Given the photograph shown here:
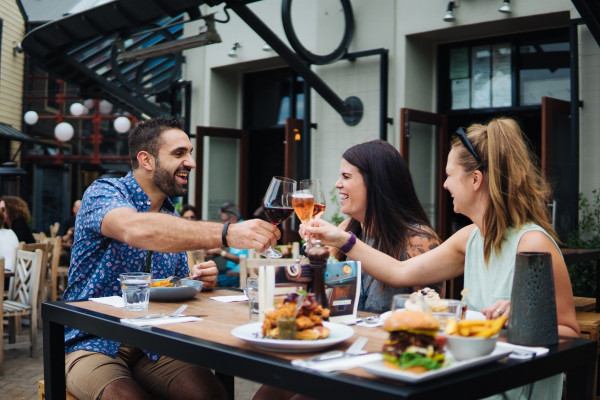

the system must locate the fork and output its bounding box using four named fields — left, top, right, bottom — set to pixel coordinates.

left=302, top=336, right=368, bottom=363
